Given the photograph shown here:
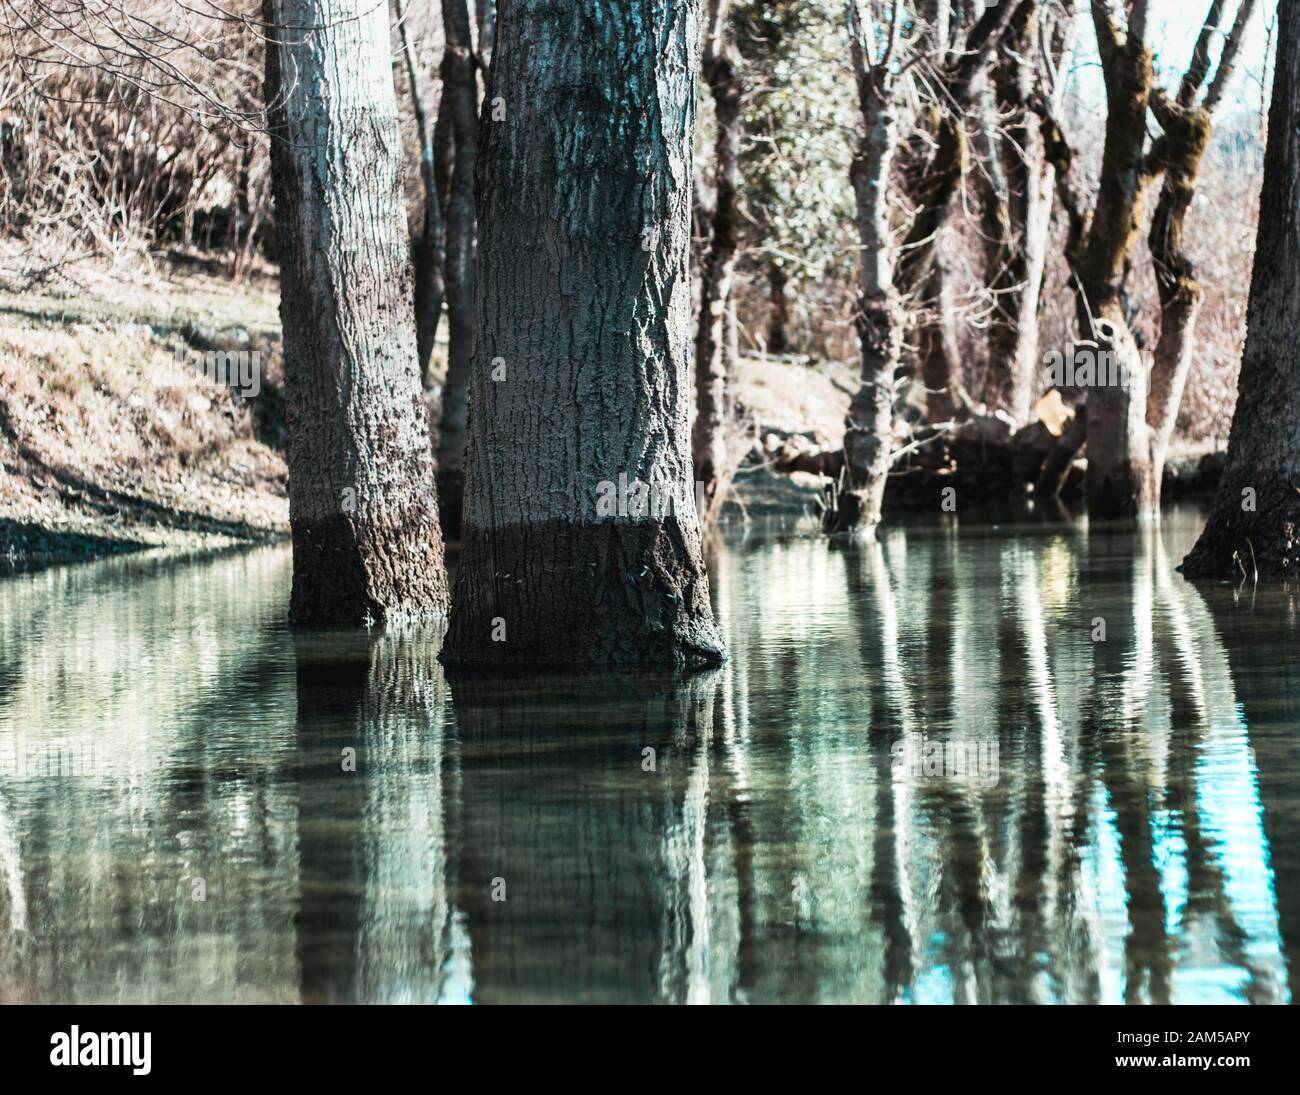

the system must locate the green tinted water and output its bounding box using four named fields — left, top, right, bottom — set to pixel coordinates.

left=0, top=509, right=1295, bottom=1003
